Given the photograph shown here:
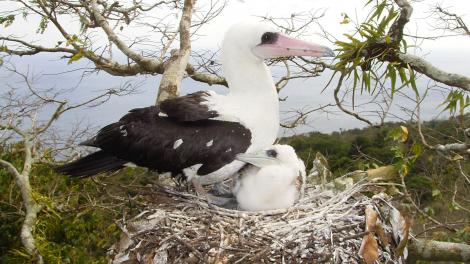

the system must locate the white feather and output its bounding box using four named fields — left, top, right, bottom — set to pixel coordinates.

left=173, top=139, right=183, bottom=149
left=235, top=166, right=299, bottom=211
left=234, top=144, right=306, bottom=211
